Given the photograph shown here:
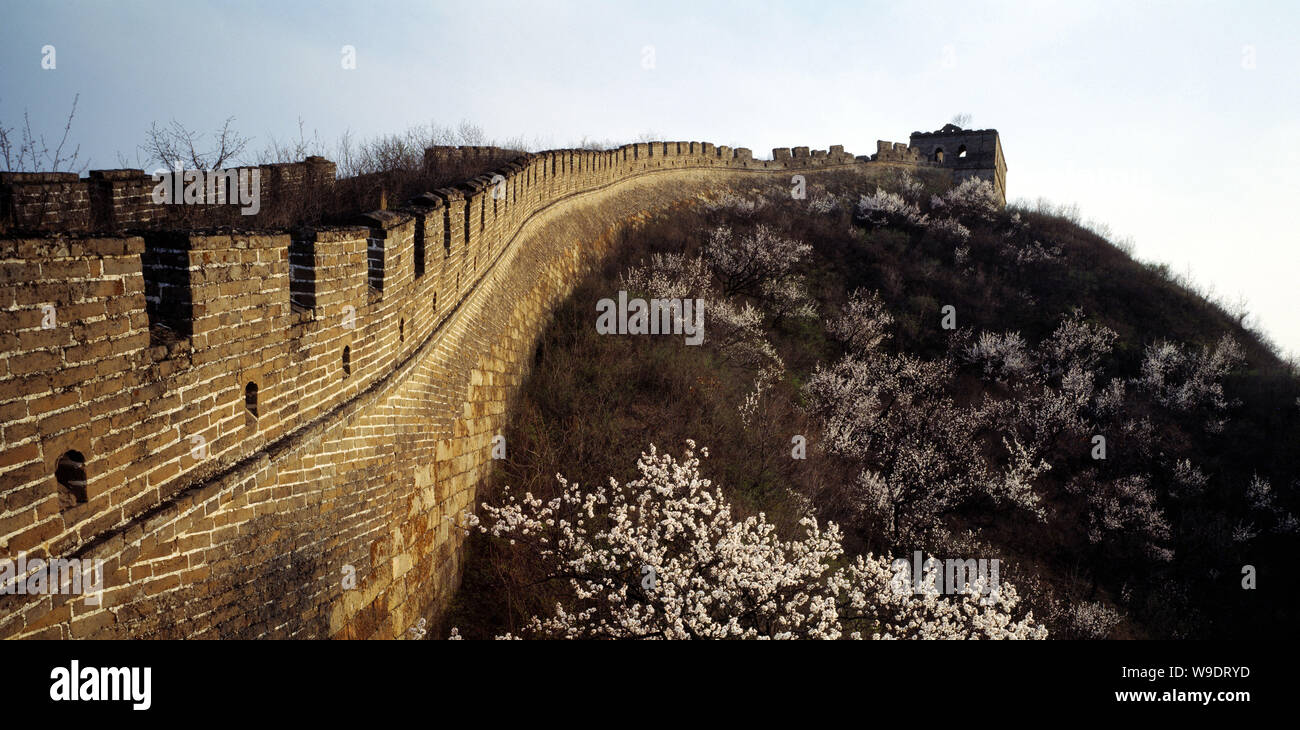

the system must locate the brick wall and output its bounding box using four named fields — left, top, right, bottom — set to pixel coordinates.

left=0, top=158, right=337, bottom=234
